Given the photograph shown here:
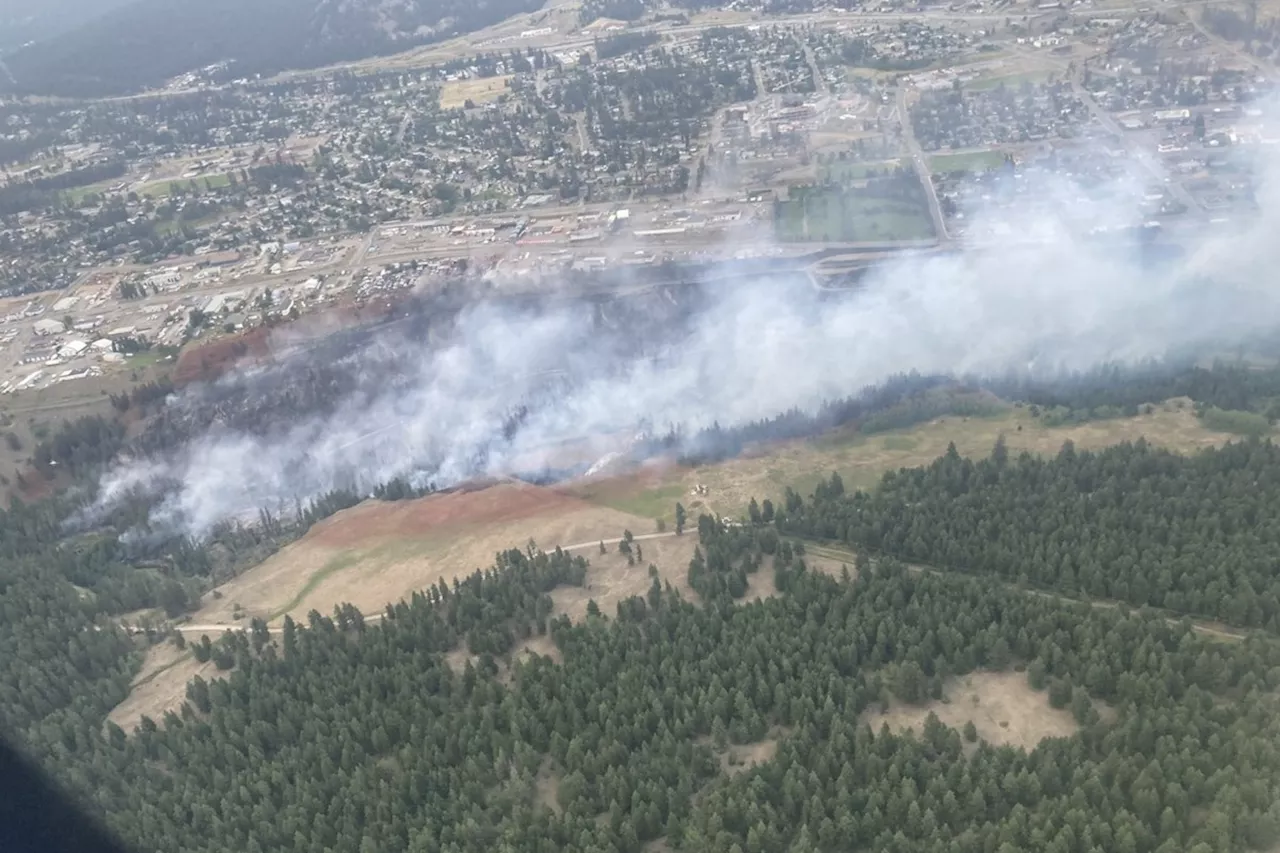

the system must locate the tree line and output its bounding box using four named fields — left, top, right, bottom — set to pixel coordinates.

left=13, top=518, right=1280, bottom=853
left=778, top=437, right=1280, bottom=630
